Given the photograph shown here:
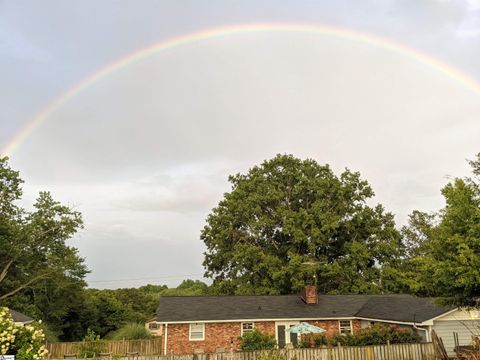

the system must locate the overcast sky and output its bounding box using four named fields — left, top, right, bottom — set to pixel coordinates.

left=1, top=0, right=480, bottom=288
